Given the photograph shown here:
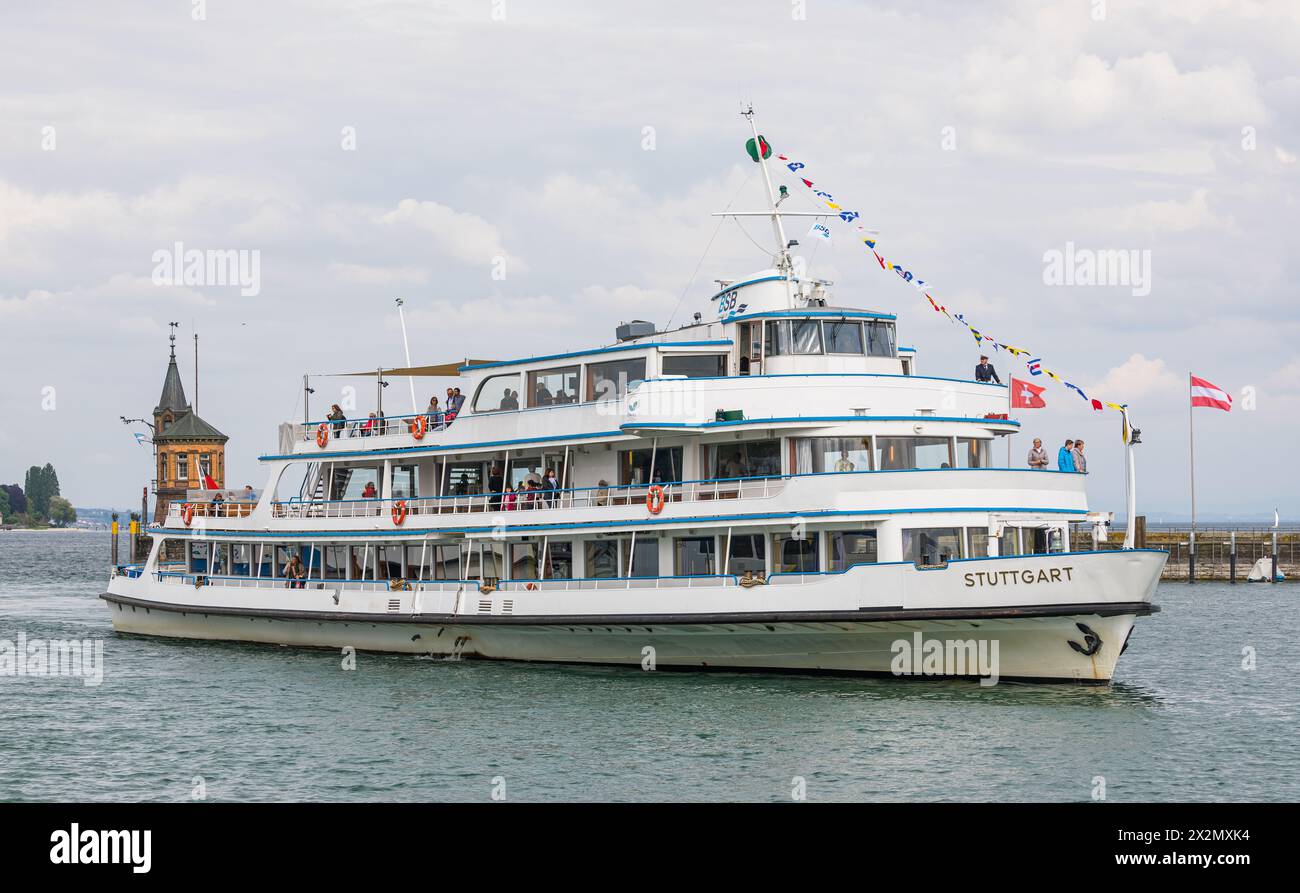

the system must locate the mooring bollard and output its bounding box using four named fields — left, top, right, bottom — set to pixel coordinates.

left=111, top=517, right=119, bottom=568
left=1229, top=530, right=1236, bottom=584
